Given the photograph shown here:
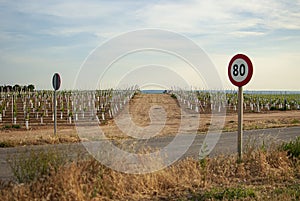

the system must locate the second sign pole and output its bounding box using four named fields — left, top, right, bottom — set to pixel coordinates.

left=54, top=90, right=57, bottom=136
left=237, top=86, right=243, bottom=161
left=52, top=73, right=61, bottom=136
